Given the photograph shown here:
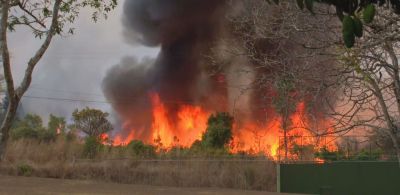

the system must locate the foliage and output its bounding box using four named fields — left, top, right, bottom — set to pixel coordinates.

left=127, top=140, right=156, bottom=158
left=282, top=0, right=399, bottom=47
left=353, top=149, right=383, bottom=161
left=10, top=114, right=46, bottom=140
left=83, top=136, right=103, bottom=159
left=10, top=114, right=67, bottom=142
left=291, top=144, right=315, bottom=160
left=0, top=0, right=118, bottom=157
left=201, top=112, right=233, bottom=149
left=273, top=74, right=298, bottom=122
left=315, top=147, right=345, bottom=161
left=332, top=6, right=400, bottom=162
left=17, top=164, right=33, bottom=176
left=48, top=114, right=66, bottom=135
left=72, top=107, right=113, bottom=138
left=369, top=129, right=400, bottom=156
left=6, top=0, right=118, bottom=37
left=315, top=147, right=384, bottom=161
